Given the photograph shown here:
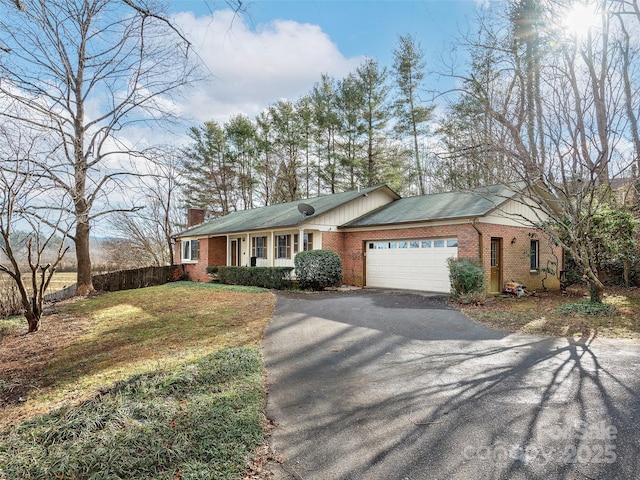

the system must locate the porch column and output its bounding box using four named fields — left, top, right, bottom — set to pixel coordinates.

left=270, top=231, right=275, bottom=267
left=299, top=228, right=305, bottom=253
left=246, top=233, right=250, bottom=266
